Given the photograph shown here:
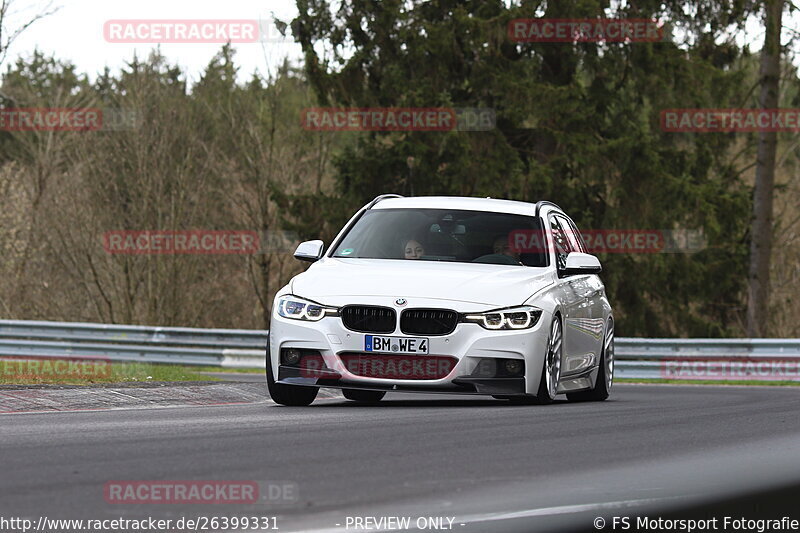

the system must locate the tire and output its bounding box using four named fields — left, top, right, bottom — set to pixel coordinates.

left=507, top=315, right=563, bottom=405
left=342, top=389, right=386, bottom=403
left=265, top=343, right=319, bottom=406
left=567, top=319, right=614, bottom=402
